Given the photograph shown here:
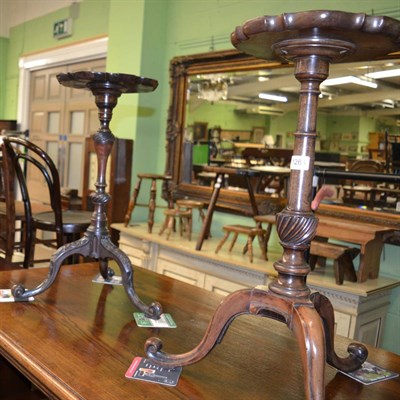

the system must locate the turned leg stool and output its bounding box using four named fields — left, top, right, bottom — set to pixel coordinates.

left=215, top=224, right=266, bottom=263
left=159, top=209, right=192, bottom=241
left=176, top=199, right=206, bottom=236
left=124, top=173, right=172, bottom=233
